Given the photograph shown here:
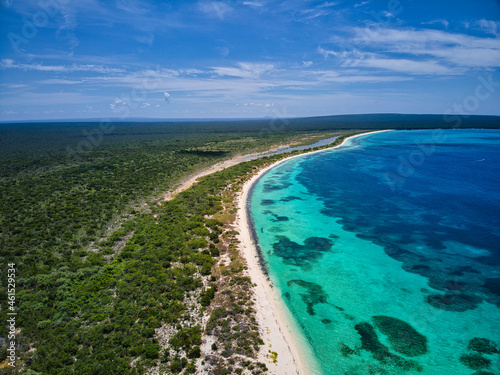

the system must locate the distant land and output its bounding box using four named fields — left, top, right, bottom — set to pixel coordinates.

left=1, top=113, right=499, bottom=130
